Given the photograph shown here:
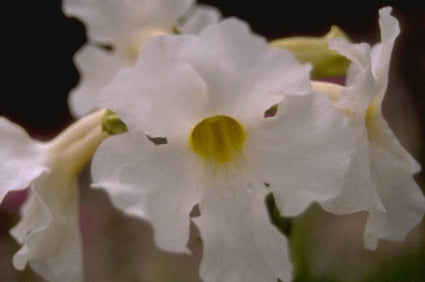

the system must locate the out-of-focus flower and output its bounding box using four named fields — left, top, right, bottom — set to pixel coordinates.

left=0, top=110, right=107, bottom=282
left=62, top=0, right=221, bottom=117
left=91, top=19, right=355, bottom=281
left=270, top=25, right=351, bottom=78
left=318, top=7, right=425, bottom=250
